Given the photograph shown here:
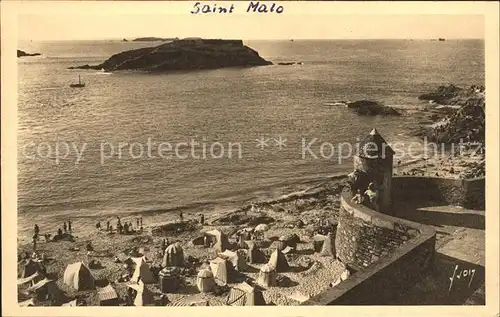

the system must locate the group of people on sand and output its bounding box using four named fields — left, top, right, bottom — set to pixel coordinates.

left=99, top=217, right=144, bottom=235
left=31, top=220, right=74, bottom=251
